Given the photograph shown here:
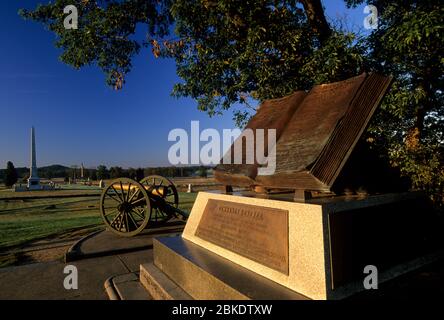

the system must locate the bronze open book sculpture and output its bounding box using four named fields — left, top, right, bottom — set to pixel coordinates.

left=215, top=72, right=396, bottom=196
